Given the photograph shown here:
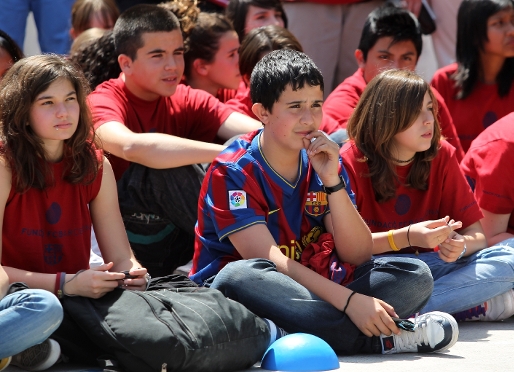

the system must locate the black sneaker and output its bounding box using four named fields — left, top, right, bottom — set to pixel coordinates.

left=11, top=339, right=60, bottom=371
left=380, top=311, right=458, bottom=354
